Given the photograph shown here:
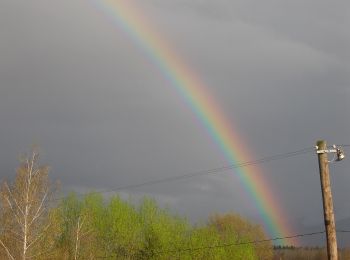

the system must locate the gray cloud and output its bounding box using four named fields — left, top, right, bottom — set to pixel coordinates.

left=0, top=0, right=349, bottom=245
